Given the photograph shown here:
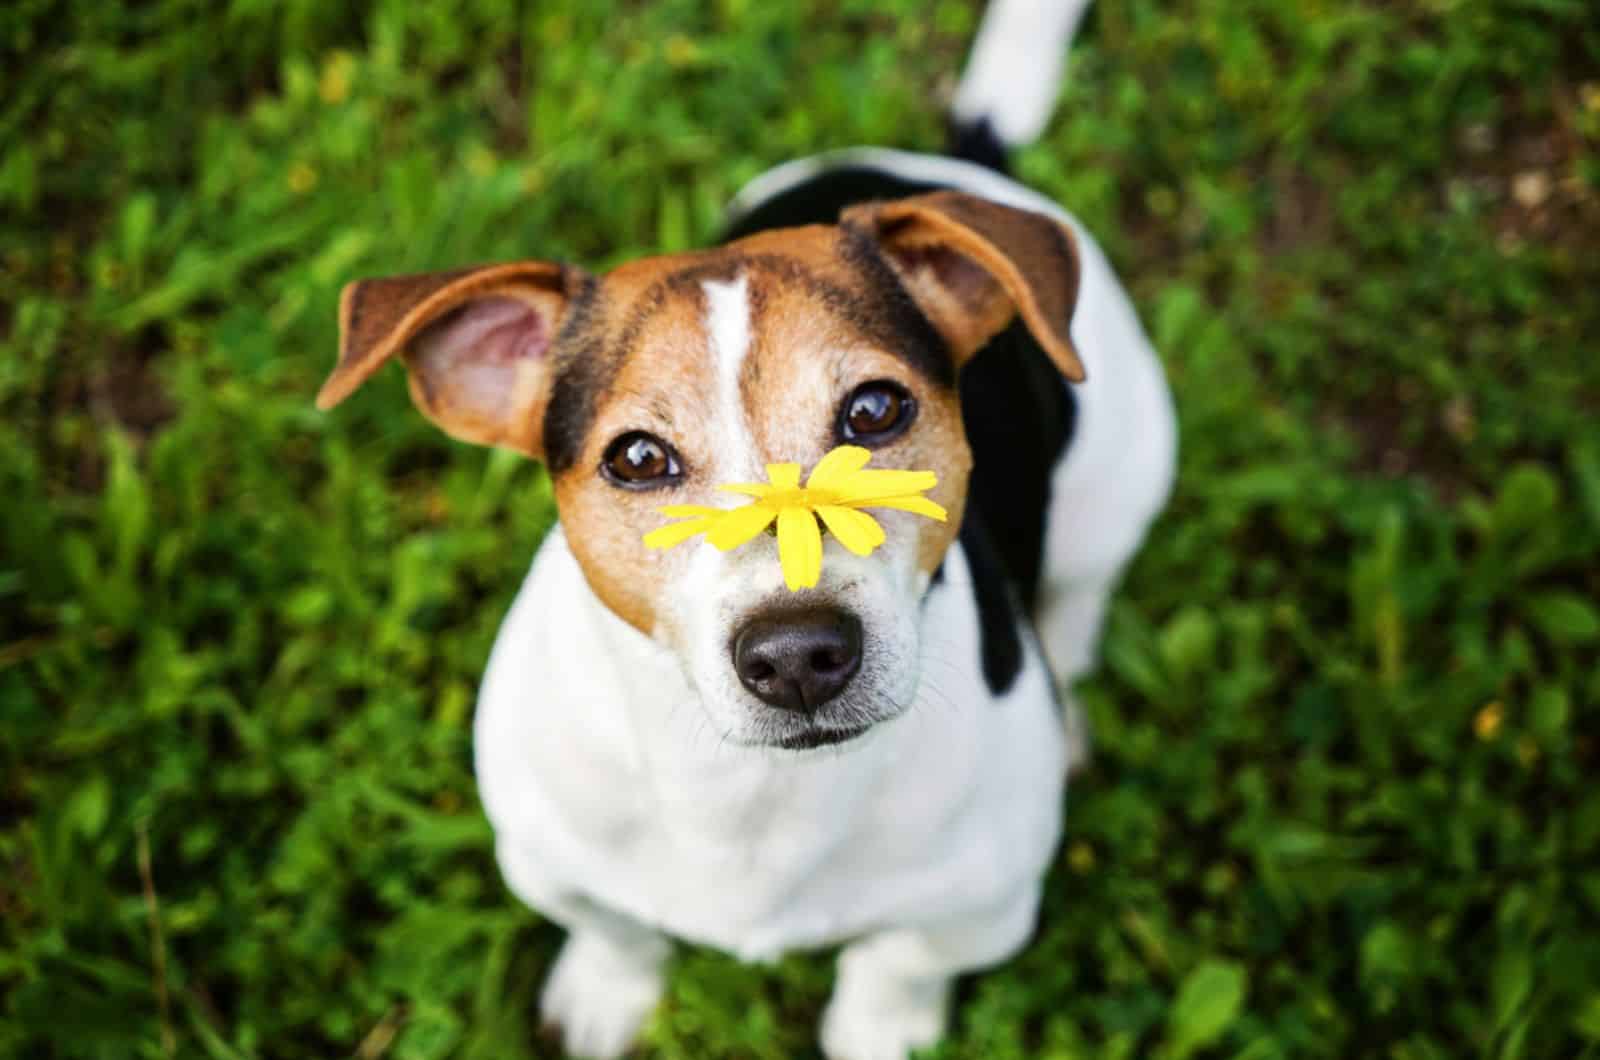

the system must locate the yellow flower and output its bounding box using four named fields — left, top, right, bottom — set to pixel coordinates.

left=1474, top=701, right=1504, bottom=741
left=643, top=445, right=947, bottom=591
